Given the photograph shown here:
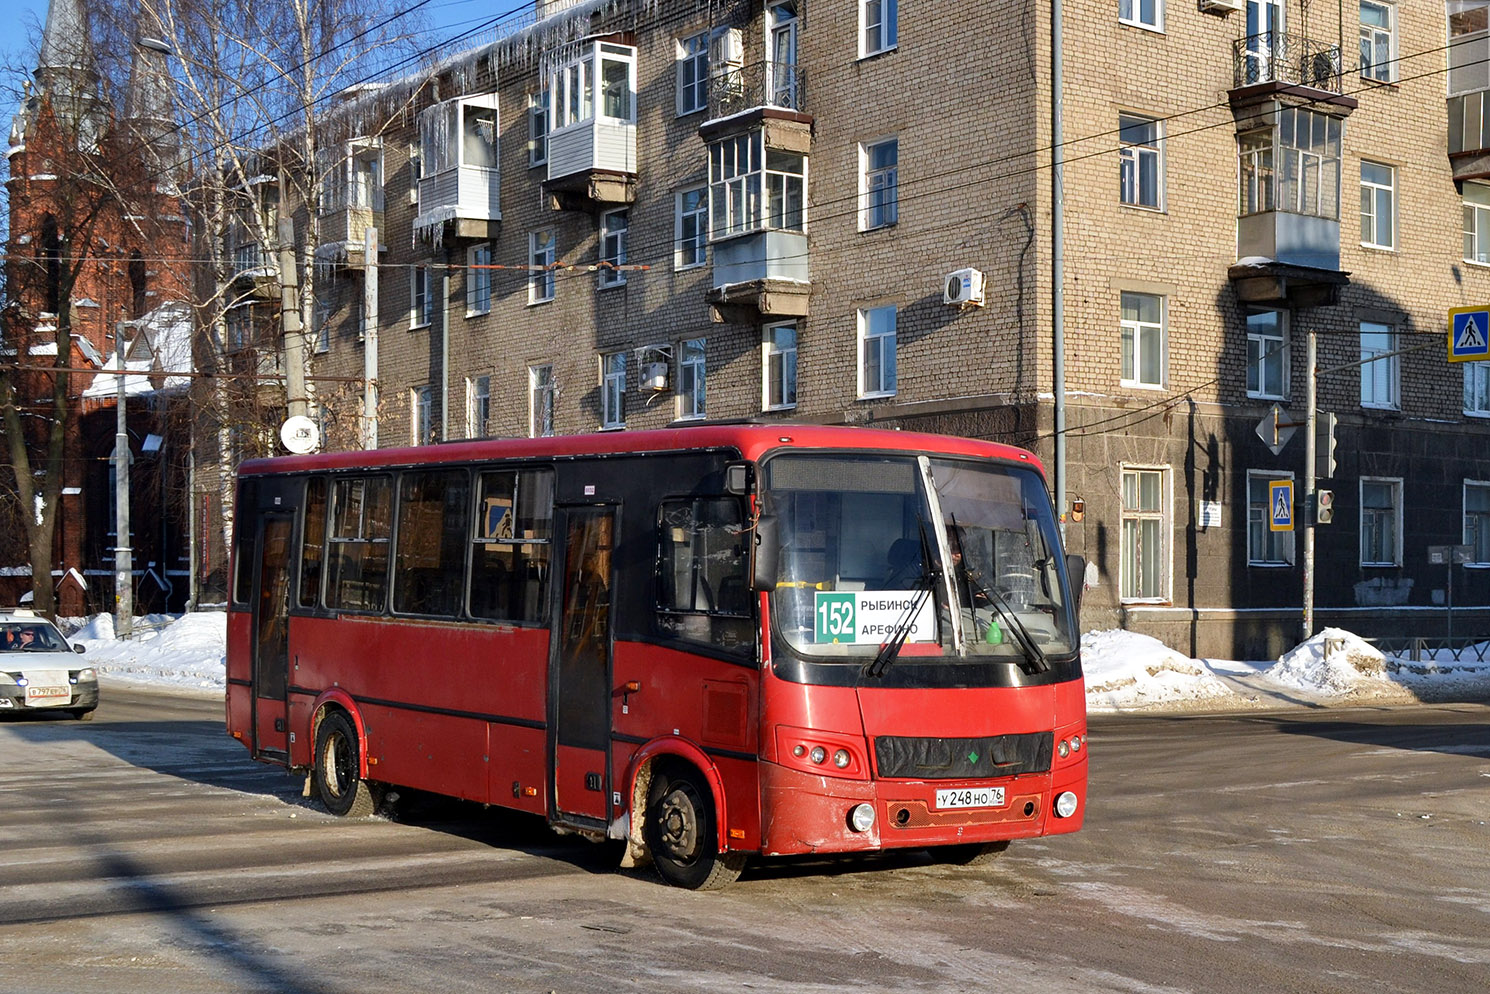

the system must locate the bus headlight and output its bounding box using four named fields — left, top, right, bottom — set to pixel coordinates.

left=809, top=746, right=826, bottom=765
left=1054, top=791, right=1079, bottom=819
left=848, top=803, right=875, bottom=832
left=833, top=749, right=851, bottom=769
